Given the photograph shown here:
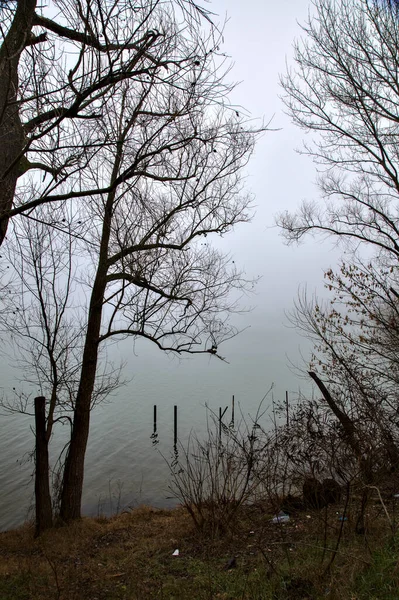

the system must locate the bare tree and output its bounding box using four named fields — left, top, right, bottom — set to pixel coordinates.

left=0, top=208, right=123, bottom=530
left=0, top=0, right=264, bottom=522
left=0, top=0, right=217, bottom=244
left=59, top=90, right=261, bottom=521
left=288, top=258, right=399, bottom=530
left=275, top=0, right=399, bottom=530
left=0, top=212, right=80, bottom=532
left=2, top=212, right=82, bottom=421
left=1, top=208, right=122, bottom=419
left=290, top=259, right=399, bottom=477
left=277, top=0, right=399, bottom=258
